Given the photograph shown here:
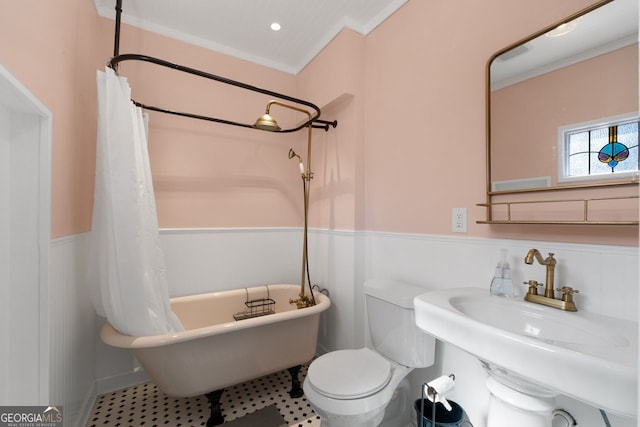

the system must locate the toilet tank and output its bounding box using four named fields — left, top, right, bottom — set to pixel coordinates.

left=363, top=279, right=435, bottom=368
